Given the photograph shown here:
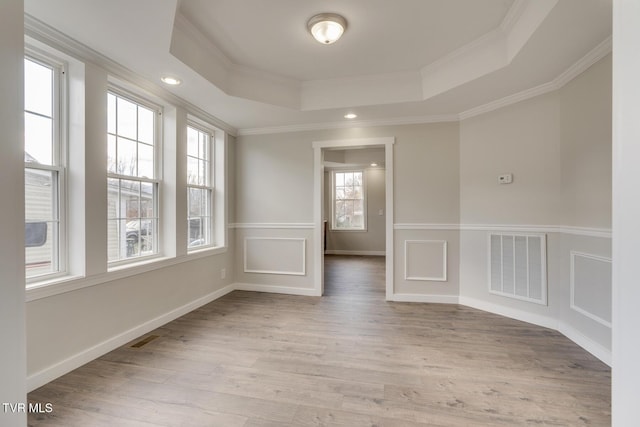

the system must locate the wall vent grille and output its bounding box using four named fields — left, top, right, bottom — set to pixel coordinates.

left=489, top=233, right=547, bottom=305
